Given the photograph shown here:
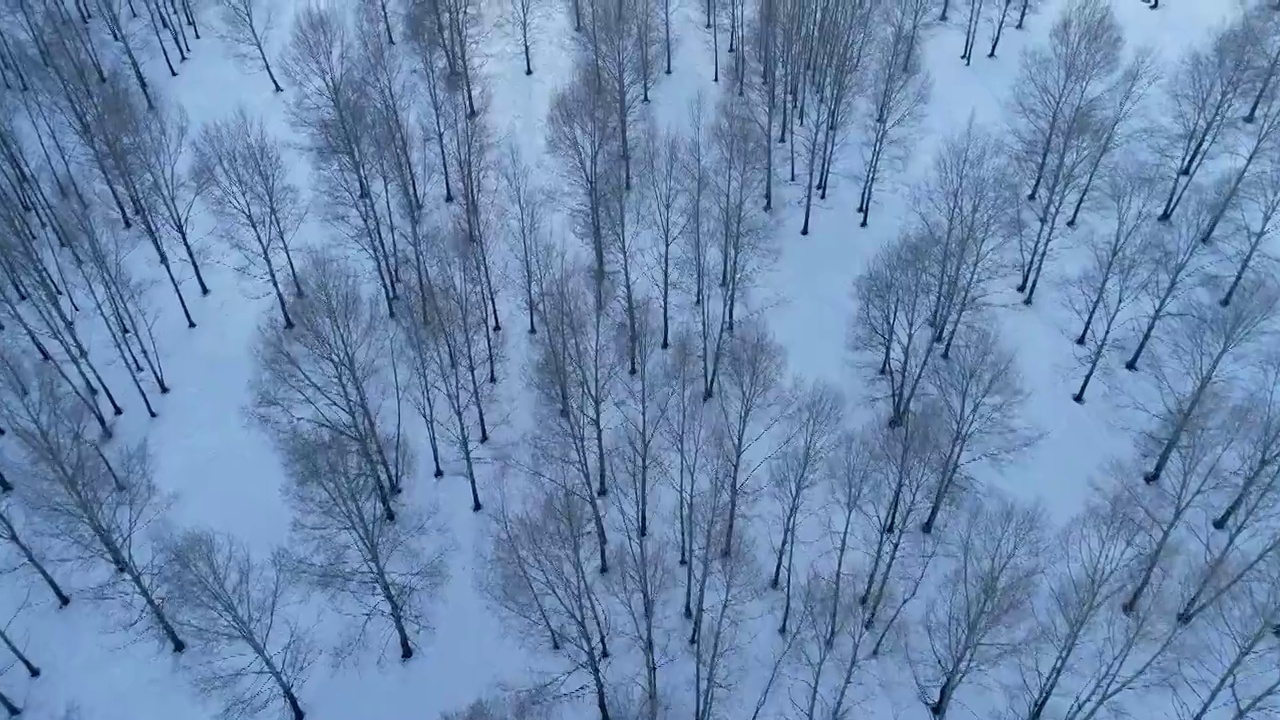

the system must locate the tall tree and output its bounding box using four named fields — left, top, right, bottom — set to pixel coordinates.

left=162, top=530, right=315, bottom=720
left=216, top=0, right=286, bottom=92
left=194, top=108, right=305, bottom=328
left=251, top=251, right=409, bottom=521
left=1156, top=14, right=1257, bottom=222
left=0, top=356, right=184, bottom=652
left=911, top=497, right=1044, bottom=720
left=855, top=0, right=931, bottom=228
left=483, top=487, right=615, bottom=720
left=919, top=323, right=1036, bottom=534
left=1009, top=0, right=1124, bottom=303
left=280, top=428, right=447, bottom=661
left=284, top=3, right=400, bottom=315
